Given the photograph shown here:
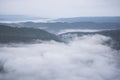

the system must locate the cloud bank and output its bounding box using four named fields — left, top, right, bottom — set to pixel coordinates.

left=0, top=34, right=120, bottom=80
